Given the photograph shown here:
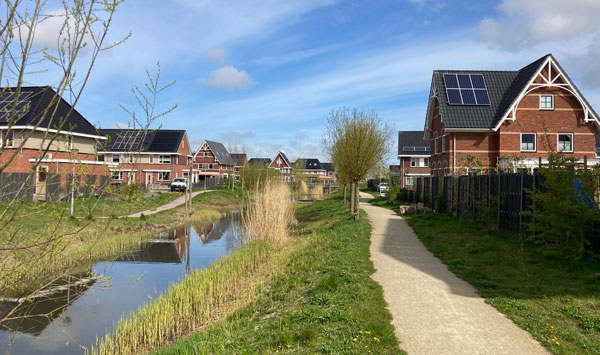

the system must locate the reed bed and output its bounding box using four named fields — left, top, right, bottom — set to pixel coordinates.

left=91, top=239, right=293, bottom=355
left=312, top=183, right=324, bottom=200
left=244, top=178, right=295, bottom=243
left=186, top=208, right=221, bottom=225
